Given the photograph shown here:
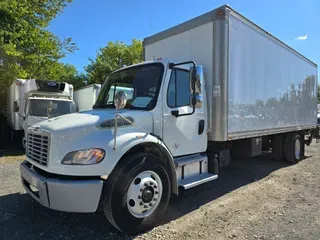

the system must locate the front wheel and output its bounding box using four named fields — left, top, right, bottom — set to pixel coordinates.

left=101, top=153, right=171, bottom=234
